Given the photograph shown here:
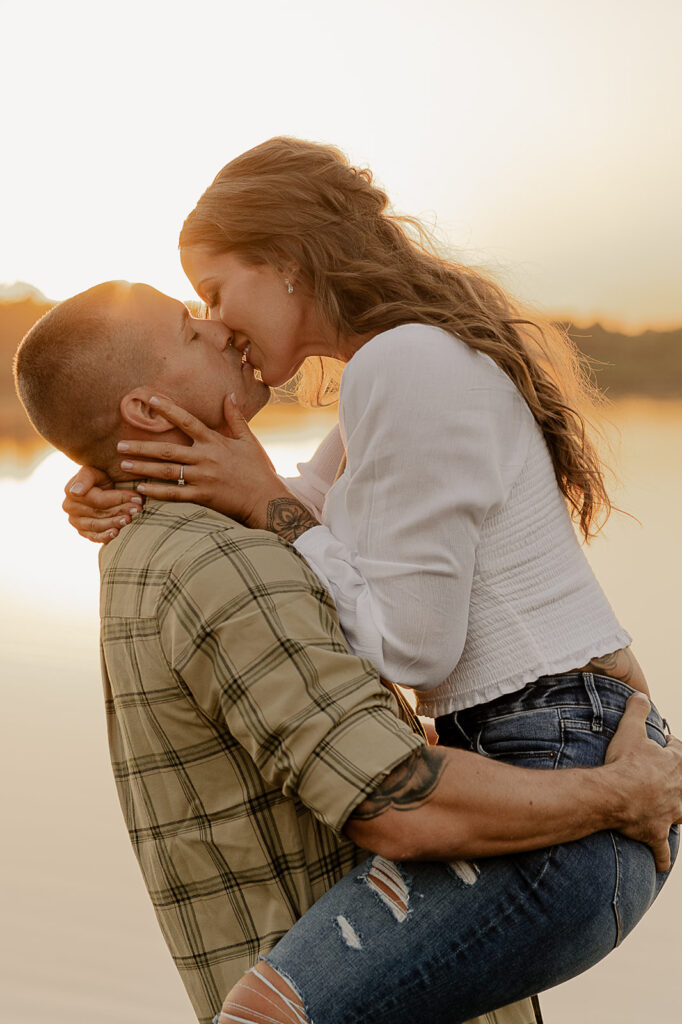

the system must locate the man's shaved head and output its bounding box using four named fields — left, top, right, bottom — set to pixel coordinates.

left=14, top=282, right=163, bottom=469
left=14, top=281, right=270, bottom=476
